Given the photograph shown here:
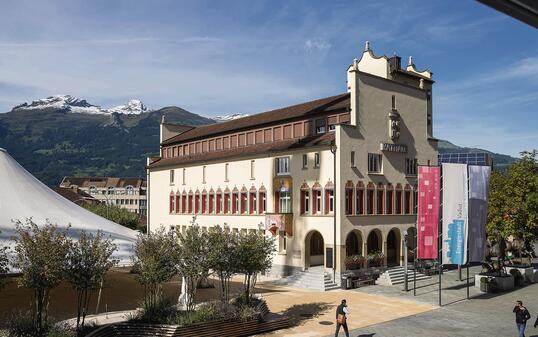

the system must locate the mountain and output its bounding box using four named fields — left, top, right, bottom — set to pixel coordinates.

left=213, top=113, right=249, bottom=122
left=13, top=95, right=149, bottom=115
left=0, top=98, right=214, bottom=186
left=438, top=139, right=517, bottom=170
left=0, top=95, right=519, bottom=186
